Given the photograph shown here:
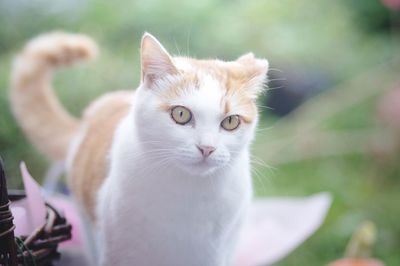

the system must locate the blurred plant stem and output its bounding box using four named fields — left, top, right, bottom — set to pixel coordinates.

left=345, top=221, right=377, bottom=259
